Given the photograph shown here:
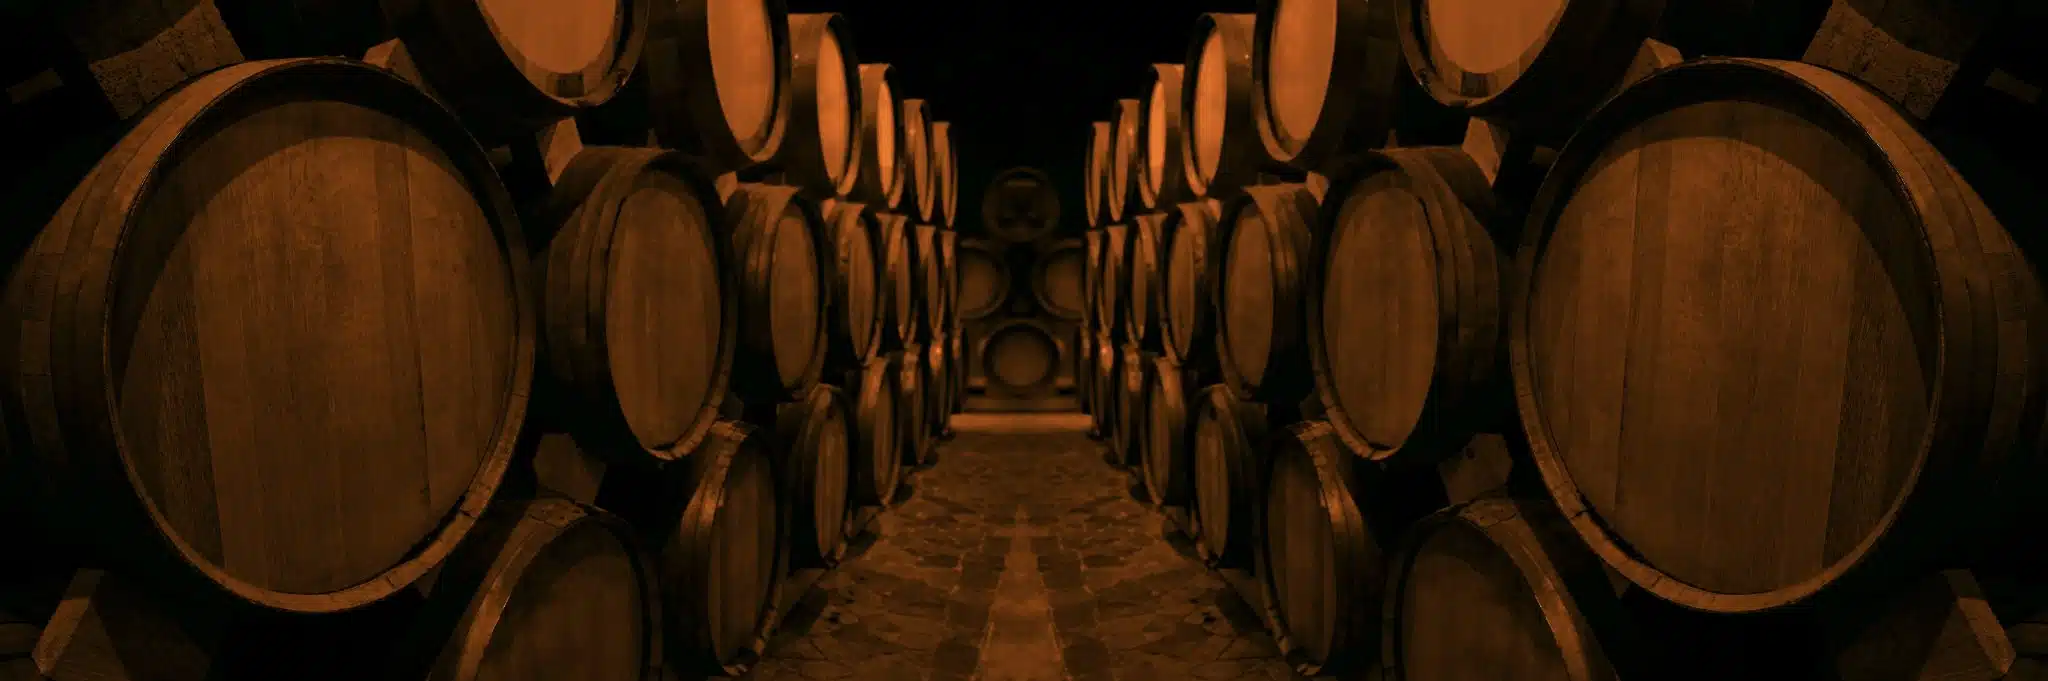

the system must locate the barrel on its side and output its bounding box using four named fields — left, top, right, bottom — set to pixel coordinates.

left=1394, top=0, right=1662, bottom=138
left=1190, top=384, right=1270, bottom=568
left=1257, top=420, right=1389, bottom=677
left=0, top=58, right=533, bottom=614
left=957, top=239, right=1009, bottom=320
left=1086, top=122, right=1114, bottom=227
left=1216, top=183, right=1319, bottom=403
left=932, top=120, right=959, bottom=227
left=850, top=63, right=905, bottom=207
left=725, top=184, right=828, bottom=402
left=1162, top=200, right=1225, bottom=369
left=1115, top=345, right=1154, bottom=478
left=983, top=166, right=1061, bottom=244
left=896, top=344, right=932, bottom=467
left=1095, top=225, right=1130, bottom=342
left=383, top=0, right=648, bottom=140
left=1092, top=337, right=1123, bottom=442
left=1251, top=0, right=1405, bottom=169
left=980, top=319, right=1065, bottom=399
left=1182, top=13, right=1272, bottom=199
left=1035, top=238, right=1088, bottom=321
left=772, top=13, right=863, bottom=198
left=1139, top=63, right=1190, bottom=209
left=1143, top=356, right=1196, bottom=507
left=914, top=224, right=948, bottom=340
left=900, top=98, right=937, bottom=222
left=873, top=212, right=920, bottom=349
left=771, top=385, right=853, bottom=568
left=657, top=421, right=785, bottom=676
left=1109, top=98, right=1143, bottom=221
left=1123, top=212, right=1168, bottom=350
left=846, top=356, right=901, bottom=507
left=641, top=0, right=793, bottom=171
left=820, top=201, right=883, bottom=371
left=925, top=338, right=954, bottom=436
